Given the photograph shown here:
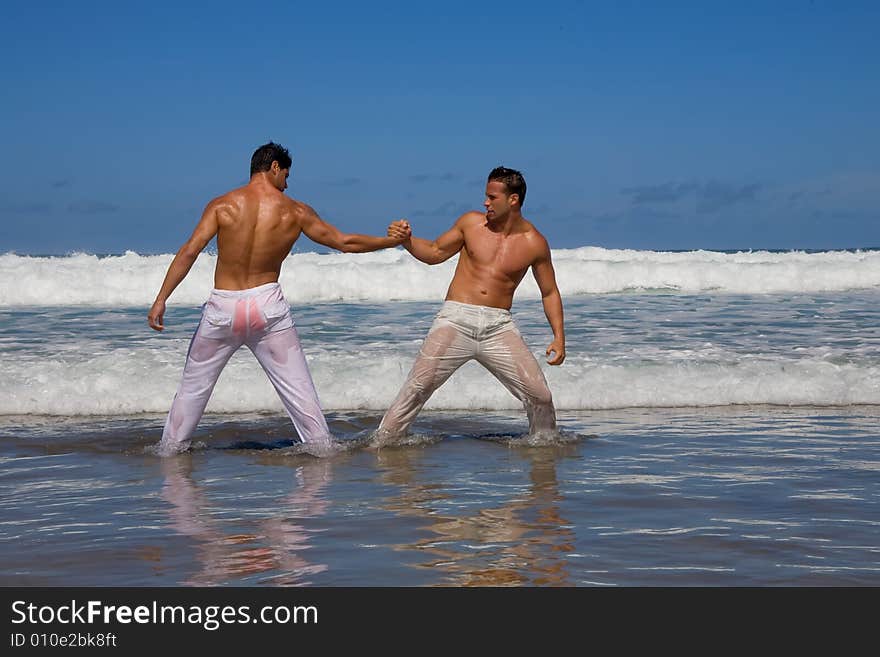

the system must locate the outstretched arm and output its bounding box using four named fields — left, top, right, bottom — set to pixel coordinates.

left=299, top=204, right=408, bottom=253
left=148, top=201, right=220, bottom=331
left=532, top=245, right=566, bottom=365
left=390, top=216, right=466, bottom=265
